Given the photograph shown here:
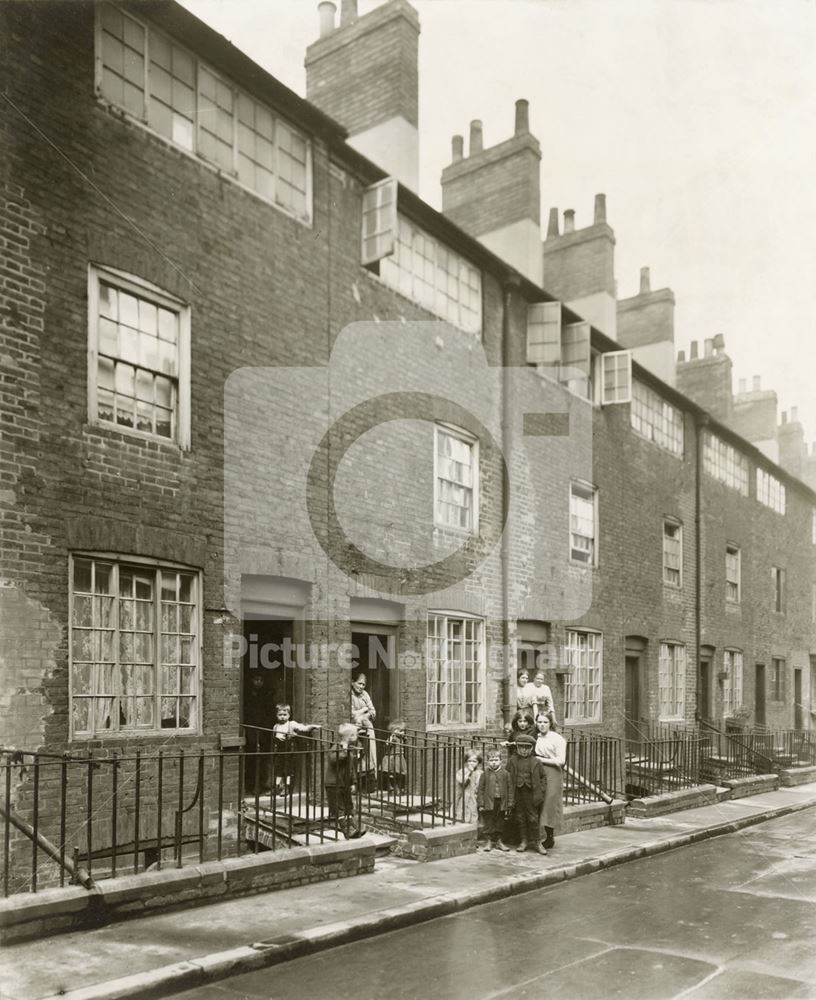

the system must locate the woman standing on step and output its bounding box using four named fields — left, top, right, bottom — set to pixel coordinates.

left=350, top=672, right=378, bottom=789
left=534, top=713, right=567, bottom=851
